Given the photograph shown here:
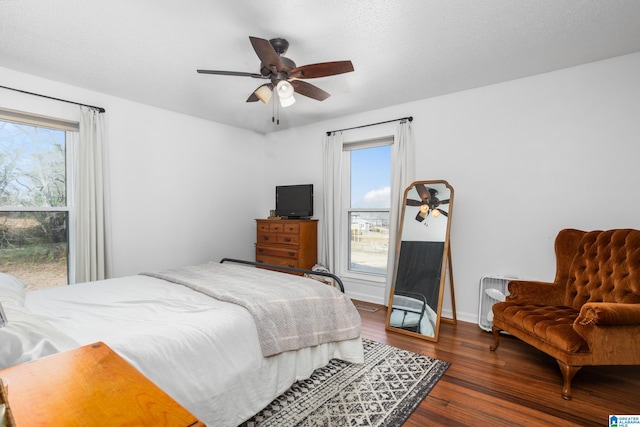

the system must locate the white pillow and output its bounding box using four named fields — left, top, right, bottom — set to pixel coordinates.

left=0, top=273, right=27, bottom=307
left=0, top=305, right=79, bottom=370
